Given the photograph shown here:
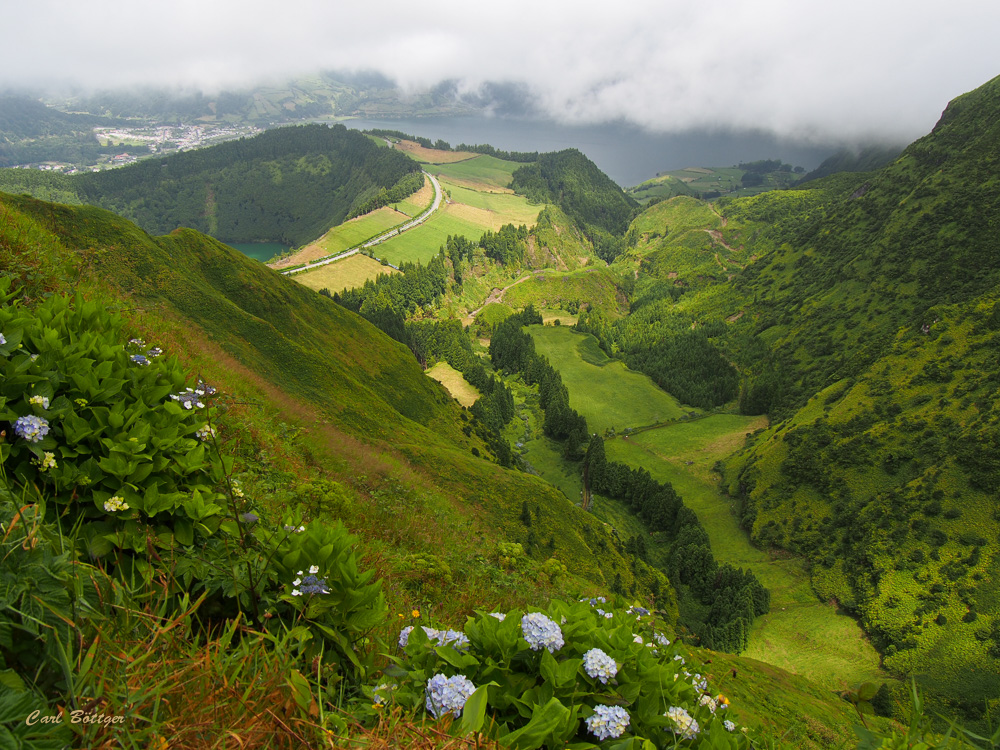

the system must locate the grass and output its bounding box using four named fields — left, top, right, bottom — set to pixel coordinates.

left=292, top=254, right=398, bottom=293
left=429, top=155, right=525, bottom=191
left=502, top=268, right=626, bottom=318
left=425, top=361, right=480, bottom=407
left=394, top=140, right=478, bottom=164
left=374, top=179, right=544, bottom=267
left=527, top=325, right=691, bottom=434
left=605, top=418, right=888, bottom=690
